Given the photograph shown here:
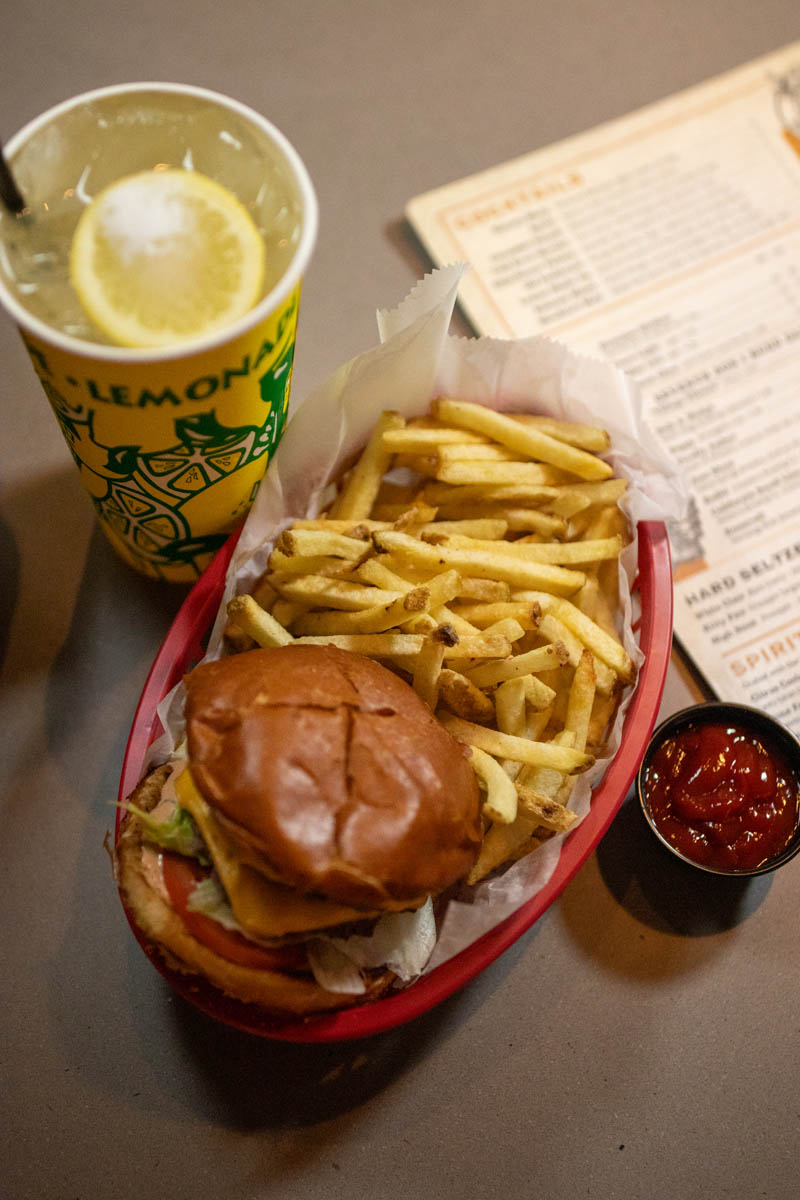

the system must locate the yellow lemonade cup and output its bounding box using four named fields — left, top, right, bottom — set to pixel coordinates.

left=0, top=83, right=318, bottom=582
